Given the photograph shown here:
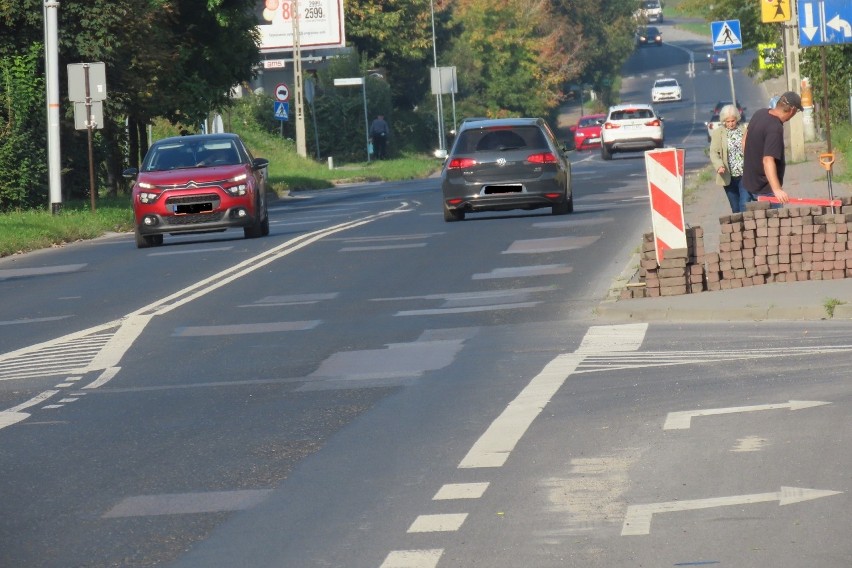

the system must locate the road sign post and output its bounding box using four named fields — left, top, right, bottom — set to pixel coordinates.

left=710, top=21, right=741, bottom=107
